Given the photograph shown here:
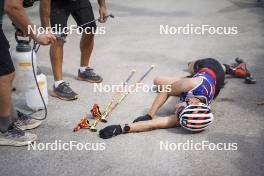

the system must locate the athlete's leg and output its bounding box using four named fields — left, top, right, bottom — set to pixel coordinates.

left=188, top=59, right=226, bottom=74
left=148, top=77, right=201, bottom=117
left=154, top=76, right=181, bottom=86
